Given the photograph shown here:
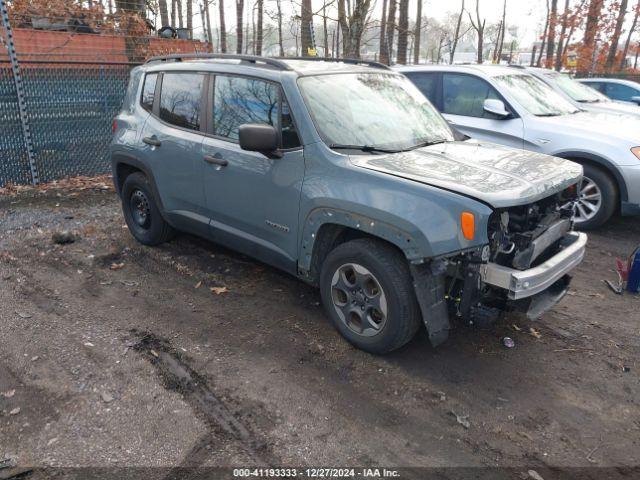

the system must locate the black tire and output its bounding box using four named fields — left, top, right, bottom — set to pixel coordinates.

left=121, top=172, right=175, bottom=245
left=575, top=164, right=617, bottom=230
left=319, top=238, right=422, bottom=354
